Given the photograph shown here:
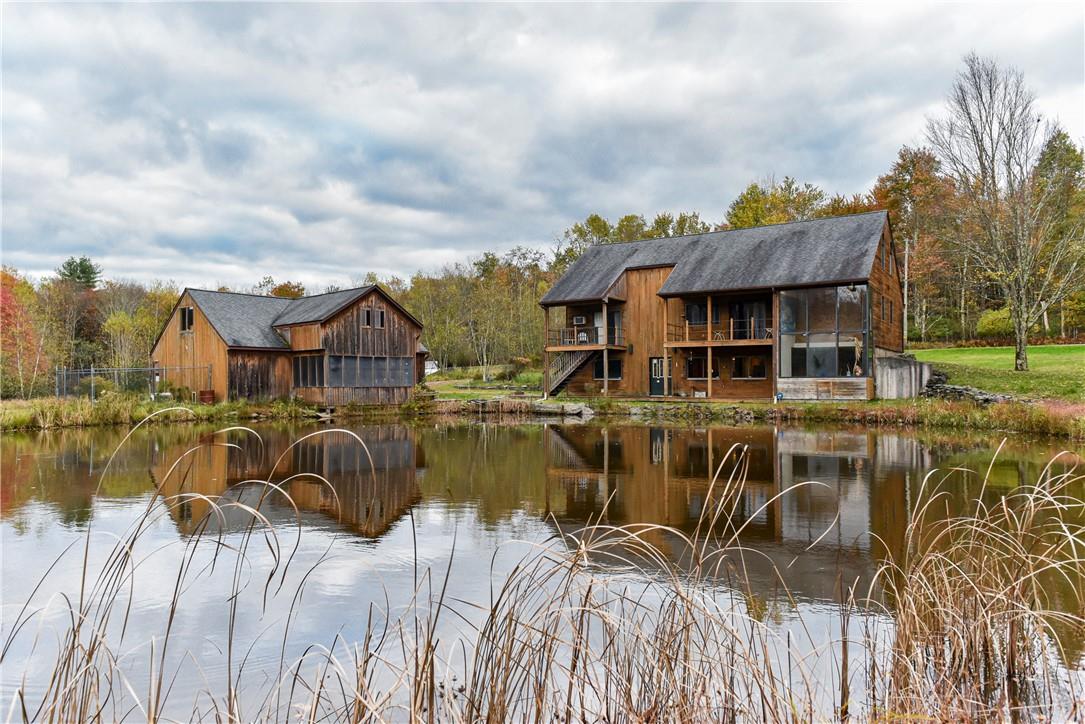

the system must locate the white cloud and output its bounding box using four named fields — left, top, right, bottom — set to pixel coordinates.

left=2, top=2, right=1082, bottom=288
